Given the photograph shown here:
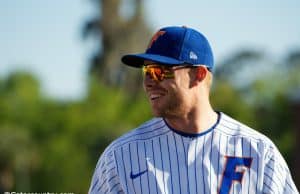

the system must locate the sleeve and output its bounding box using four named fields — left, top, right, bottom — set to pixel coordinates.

left=88, top=150, right=124, bottom=194
left=262, top=146, right=299, bottom=194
